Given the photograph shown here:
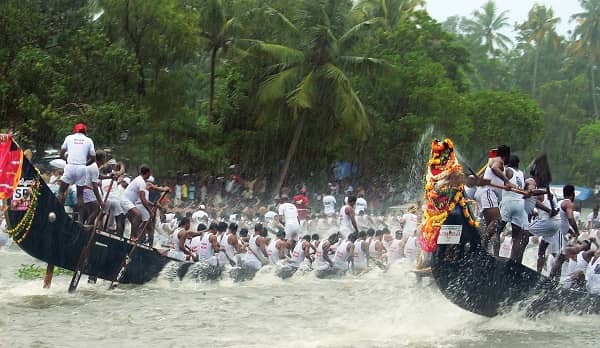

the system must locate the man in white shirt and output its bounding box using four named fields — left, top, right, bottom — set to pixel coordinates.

left=58, top=123, right=96, bottom=208
left=191, top=204, right=208, bottom=231
left=322, top=191, right=337, bottom=216
left=120, top=165, right=169, bottom=241
left=355, top=192, right=368, bottom=214
left=588, top=206, right=600, bottom=230
left=400, top=206, right=418, bottom=240
left=80, top=151, right=107, bottom=224
left=277, top=194, right=301, bottom=250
